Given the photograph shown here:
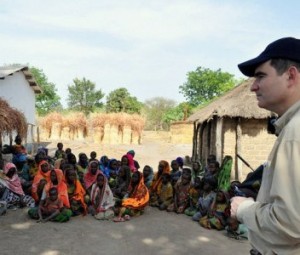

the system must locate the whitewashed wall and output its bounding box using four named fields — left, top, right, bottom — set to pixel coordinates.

left=0, top=71, right=36, bottom=125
